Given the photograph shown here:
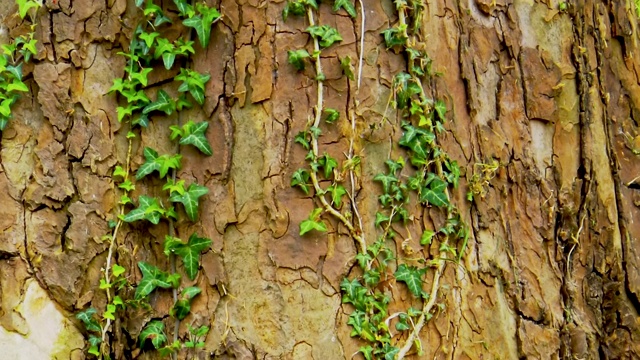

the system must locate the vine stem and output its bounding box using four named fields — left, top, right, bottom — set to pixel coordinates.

left=346, top=0, right=367, bottom=252
left=397, top=157, right=452, bottom=359
left=100, top=134, right=134, bottom=356
left=306, top=6, right=366, bottom=254
left=169, top=113, right=183, bottom=360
